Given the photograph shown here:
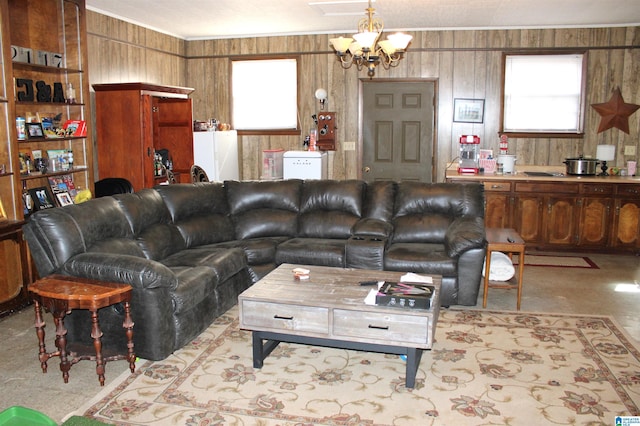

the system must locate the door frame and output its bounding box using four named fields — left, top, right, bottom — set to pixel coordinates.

left=357, top=77, right=439, bottom=182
